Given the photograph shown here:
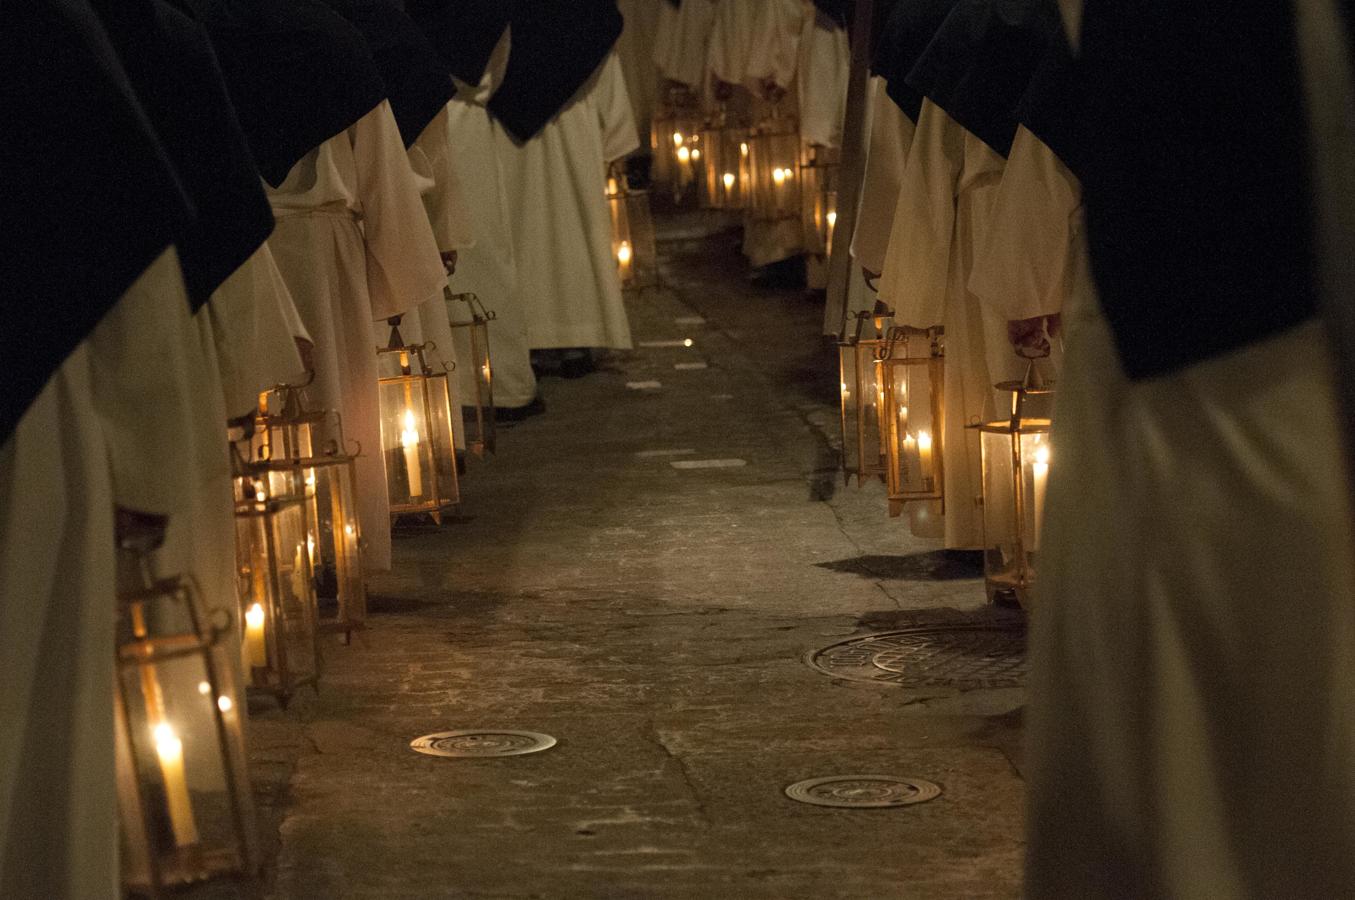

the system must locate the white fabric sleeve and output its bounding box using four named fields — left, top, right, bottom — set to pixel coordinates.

left=350, top=100, right=448, bottom=321
left=411, top=105, right=476, bottom=252
left=796, top=10, right=849, bottom=146
left=594, top=52, right=642, bottom=162
left=876, top=100, right=964, bottom=328
left=852, top=78, right=917, bottom=274
left=968, top=126, right=1081, bottom=322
